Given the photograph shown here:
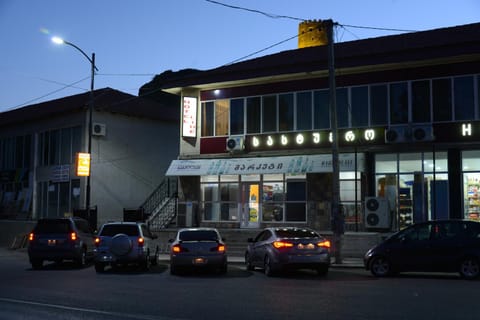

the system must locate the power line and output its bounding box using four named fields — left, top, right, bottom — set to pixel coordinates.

left=205, top=0, right=304, bottom=21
